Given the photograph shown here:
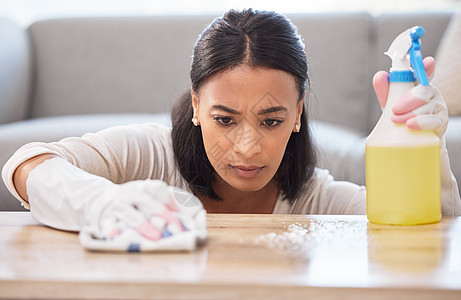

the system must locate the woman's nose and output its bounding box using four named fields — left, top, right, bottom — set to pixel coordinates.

left=230, top=120, right=262, bottom=158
